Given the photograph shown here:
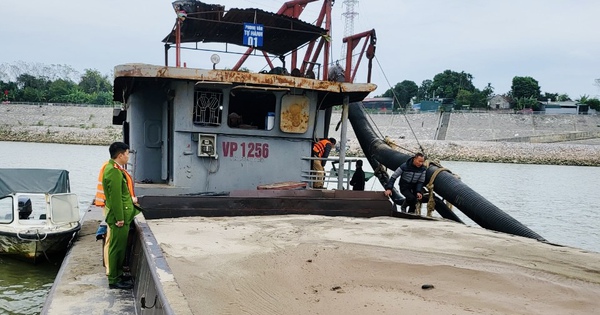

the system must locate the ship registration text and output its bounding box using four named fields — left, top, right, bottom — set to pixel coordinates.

left=222, top=141, right=269, bottom=158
